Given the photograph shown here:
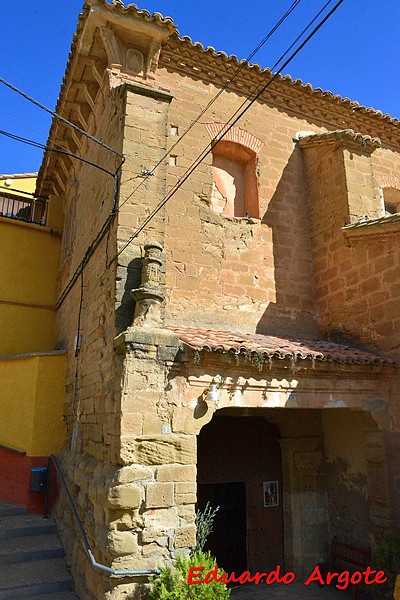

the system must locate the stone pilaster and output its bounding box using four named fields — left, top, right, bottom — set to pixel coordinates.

left=278, top=437, right=326, bottom=578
